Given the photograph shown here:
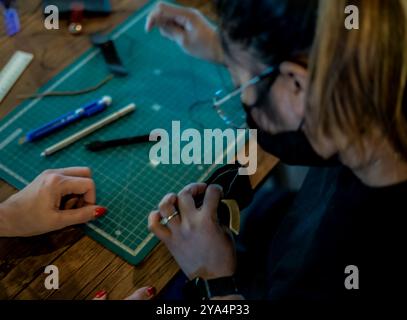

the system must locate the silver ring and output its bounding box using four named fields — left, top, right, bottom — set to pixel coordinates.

left=160, top=211, right=180, bottom=226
